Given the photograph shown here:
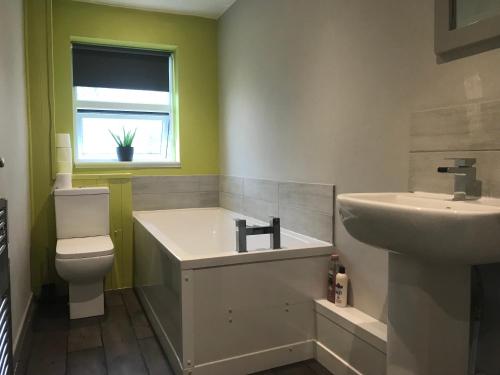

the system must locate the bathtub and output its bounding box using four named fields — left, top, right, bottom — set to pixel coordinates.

left=133, top=207, right=333, bottom=375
